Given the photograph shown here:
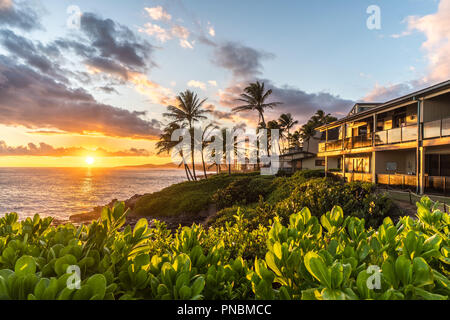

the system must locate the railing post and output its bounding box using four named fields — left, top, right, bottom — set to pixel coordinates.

left=444, top=176, right=446, bottom=196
